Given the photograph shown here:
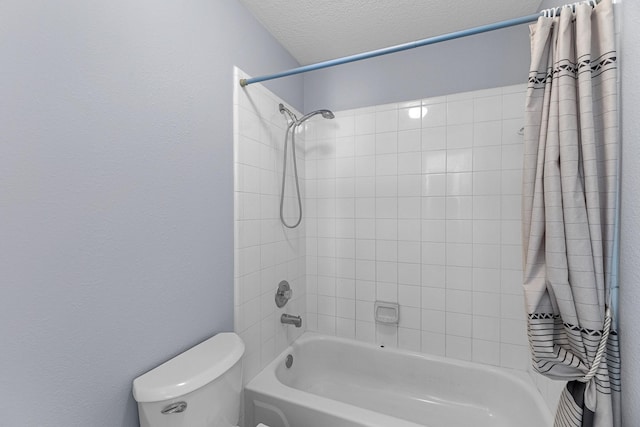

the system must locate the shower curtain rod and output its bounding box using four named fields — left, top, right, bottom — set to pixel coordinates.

left=239, top=12, right=545, bottom=87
